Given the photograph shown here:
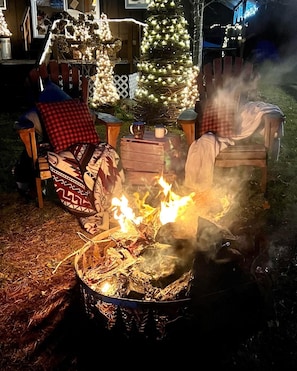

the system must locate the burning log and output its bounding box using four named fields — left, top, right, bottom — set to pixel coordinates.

left=154, top=271, right=193, bottom=301
left=77, top=226, right=194, bottom=302
left=78, top=216, right=239, bottom=303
